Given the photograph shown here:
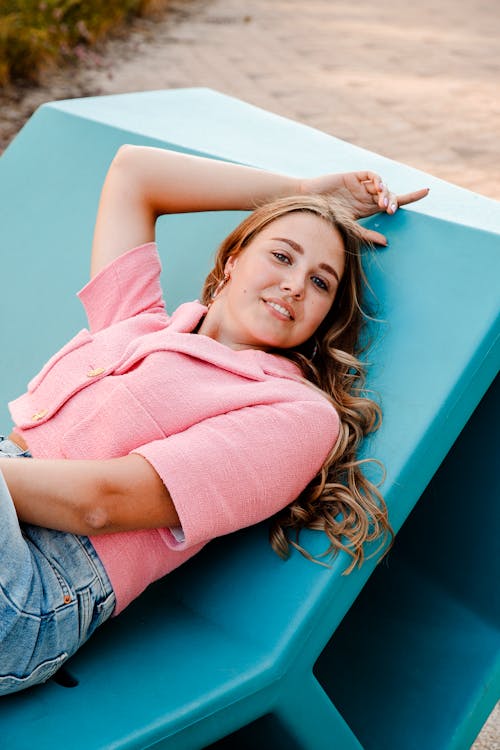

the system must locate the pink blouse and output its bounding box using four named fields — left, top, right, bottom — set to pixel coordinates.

left=9, top=243, right=339, bottom=614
